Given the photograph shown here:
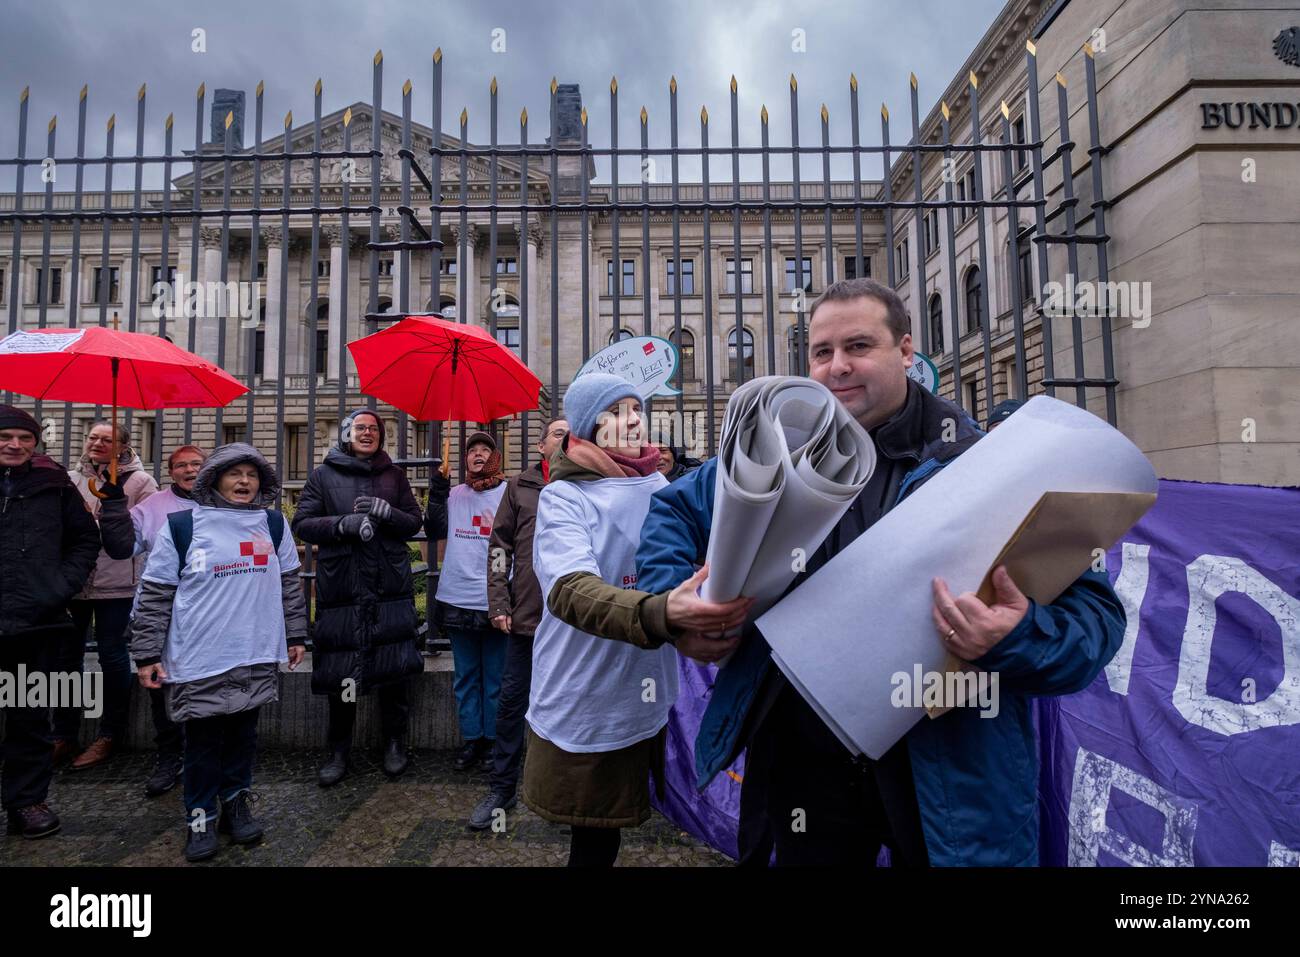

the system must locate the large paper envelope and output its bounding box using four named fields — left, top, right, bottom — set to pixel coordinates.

left=928, top=489, right=1157, bottom=717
